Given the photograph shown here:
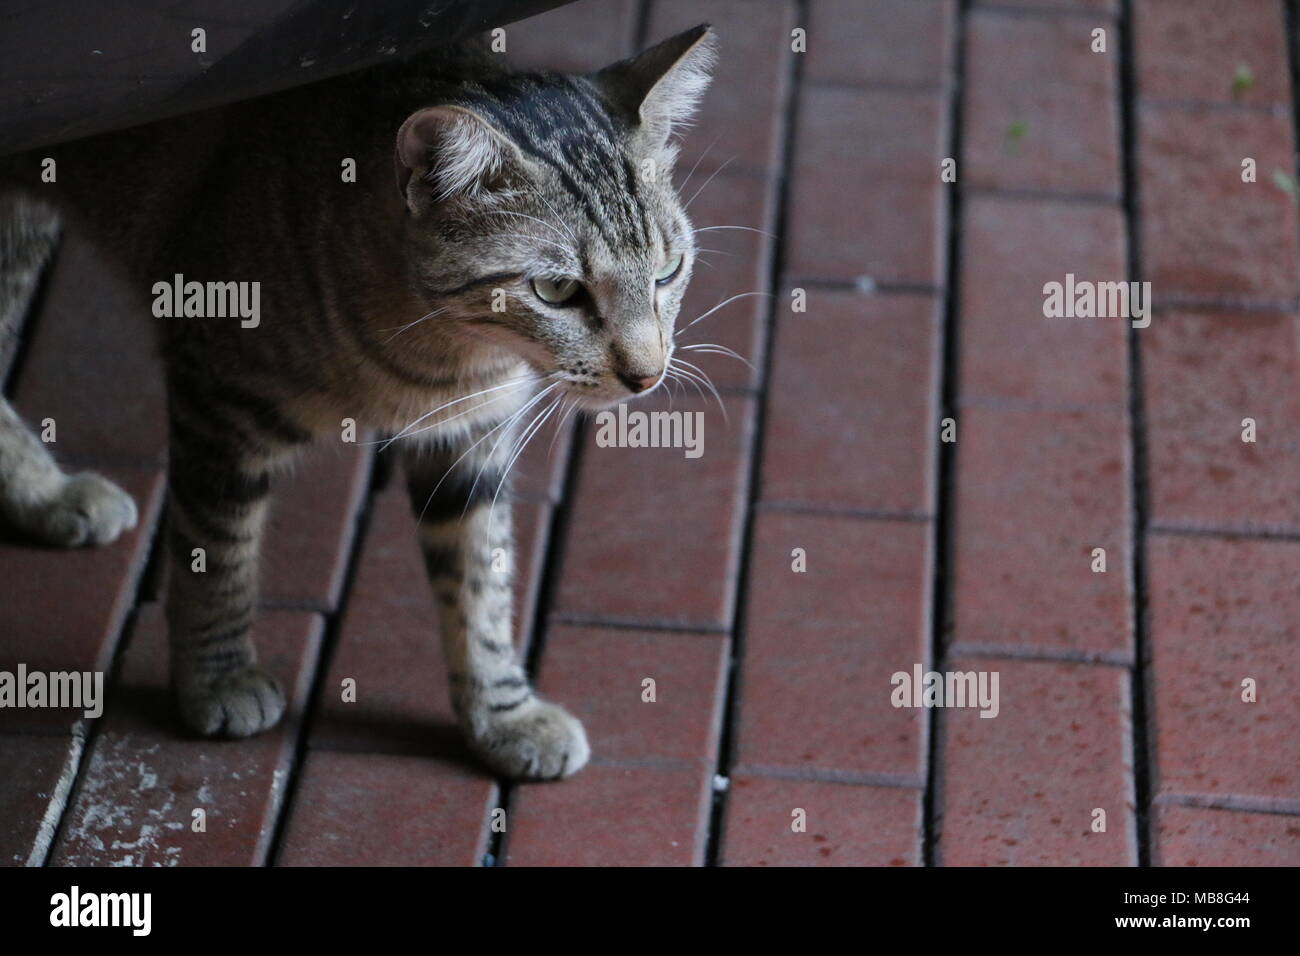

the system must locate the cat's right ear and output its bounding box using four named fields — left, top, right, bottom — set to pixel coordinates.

left=394, top=105, right=525, bottom=215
